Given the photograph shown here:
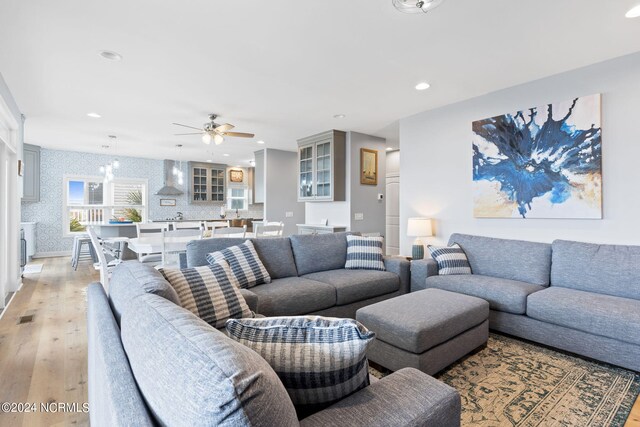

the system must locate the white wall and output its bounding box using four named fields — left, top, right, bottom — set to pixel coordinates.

left=400, top=52, right=640, bottom=254
left=263, top=149, right=305, bottom=236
